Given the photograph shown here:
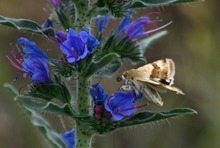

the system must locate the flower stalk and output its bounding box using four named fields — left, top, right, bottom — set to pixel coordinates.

left=74, top=1, right=95, bottom=146
left=75, top=76, right=94, bottom=148
left=73, top=0, right=91, bottom=31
